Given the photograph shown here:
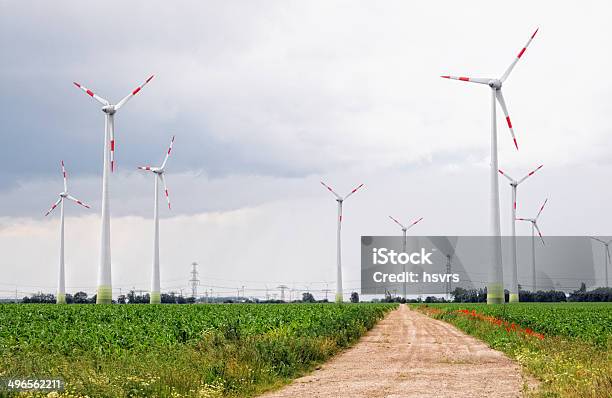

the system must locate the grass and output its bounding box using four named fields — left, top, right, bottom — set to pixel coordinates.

left=412, top=303, right=612, bottom=398
left=0, top=303, right=396, bottom=397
